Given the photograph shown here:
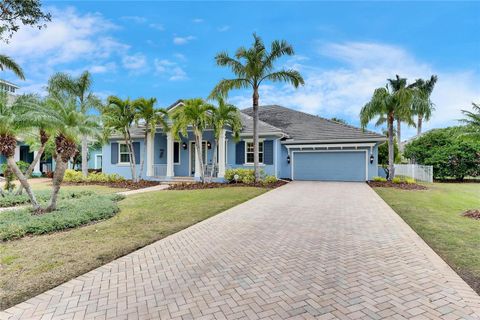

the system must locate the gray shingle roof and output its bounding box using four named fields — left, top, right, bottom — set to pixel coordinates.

left=239, top=112, right=285, bottom=136
left=241, top=105, right=385, bottom=142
